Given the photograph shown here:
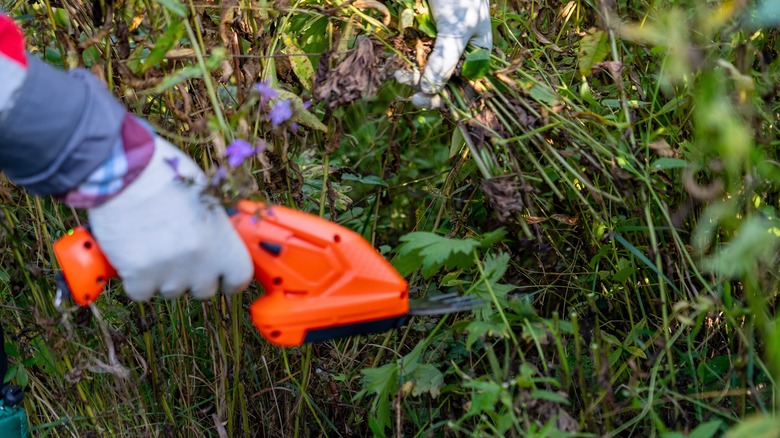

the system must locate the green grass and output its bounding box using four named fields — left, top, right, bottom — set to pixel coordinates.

left=2, top=0, right=780, bottom=436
